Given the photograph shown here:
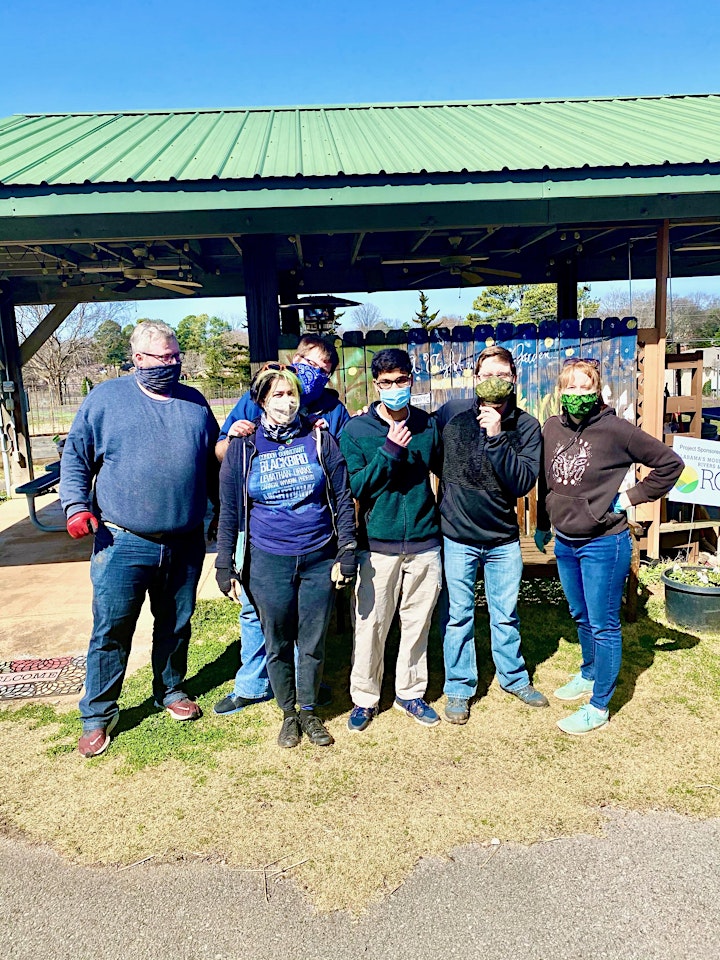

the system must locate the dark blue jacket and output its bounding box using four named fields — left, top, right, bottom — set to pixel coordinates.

left=216, top=419, right=356, bottom=577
